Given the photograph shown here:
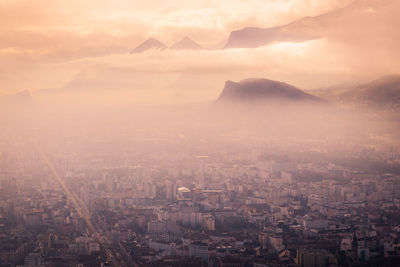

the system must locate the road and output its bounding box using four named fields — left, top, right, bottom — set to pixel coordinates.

left=33, top=140, right=126, bottom=267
